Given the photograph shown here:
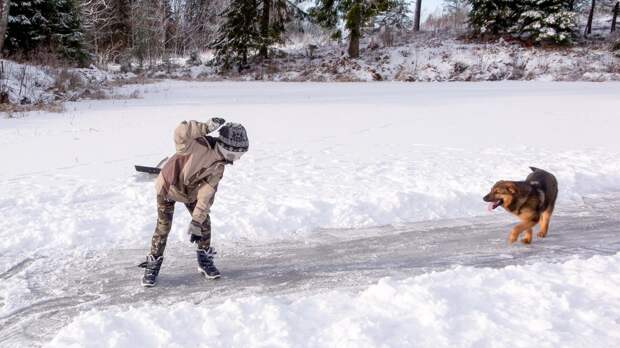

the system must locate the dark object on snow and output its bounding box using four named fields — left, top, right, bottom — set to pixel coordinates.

left=139, top=254, right=163, bottom=287
left=197, top=247, right=220, bottom=279
left=134, top=157, right=168, bottom=175
left=135, top=165, right=161, bottom=174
